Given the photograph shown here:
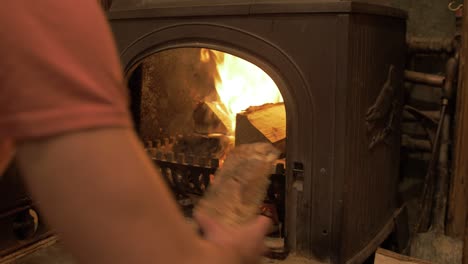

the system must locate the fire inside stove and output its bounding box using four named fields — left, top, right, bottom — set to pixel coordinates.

left=199, top=48, right=284, bottom=133
left=127, top=48, right=286, bottom=237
